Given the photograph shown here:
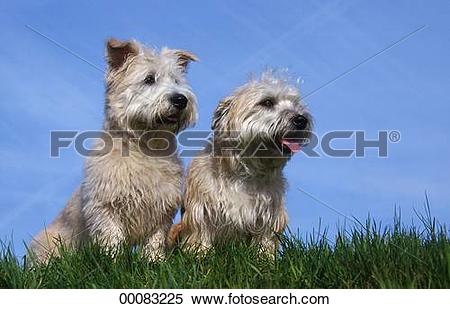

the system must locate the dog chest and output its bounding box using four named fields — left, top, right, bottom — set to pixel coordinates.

left=217, top=181, right=283, bottom=233
left=83, top=153, right=182, bottom=225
